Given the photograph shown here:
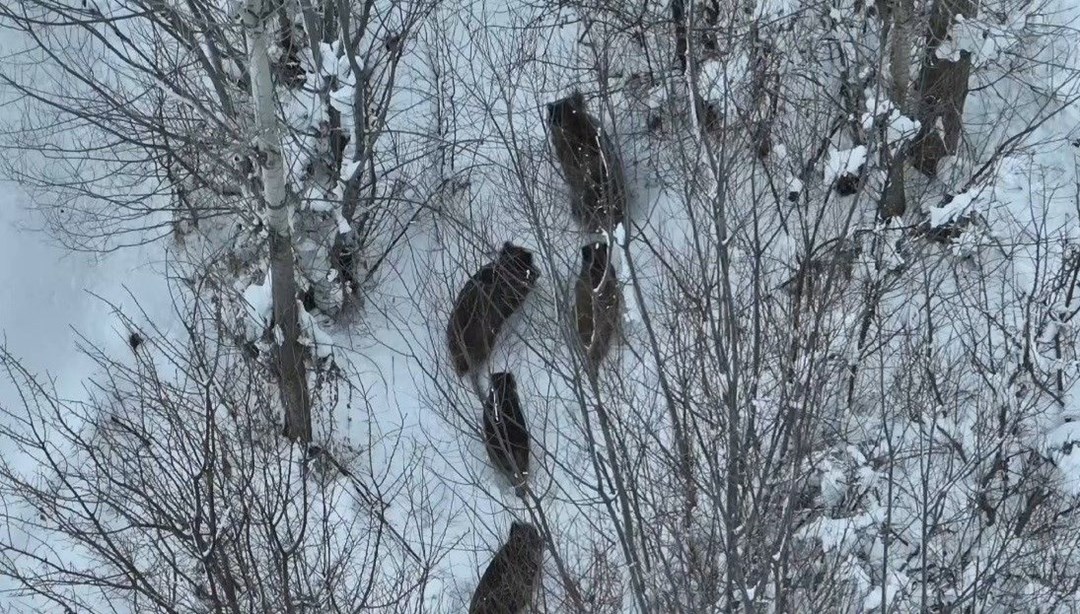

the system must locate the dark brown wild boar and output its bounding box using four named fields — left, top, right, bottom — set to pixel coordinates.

left=469, top=522, right=544, bottom=614
left=574, top=241, right=621, bottom=375
left=547, top=91, right=627, bottom=233
left=447, top=243, right=539, bottom=377
left=483, top=372, right=530, bottom=490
